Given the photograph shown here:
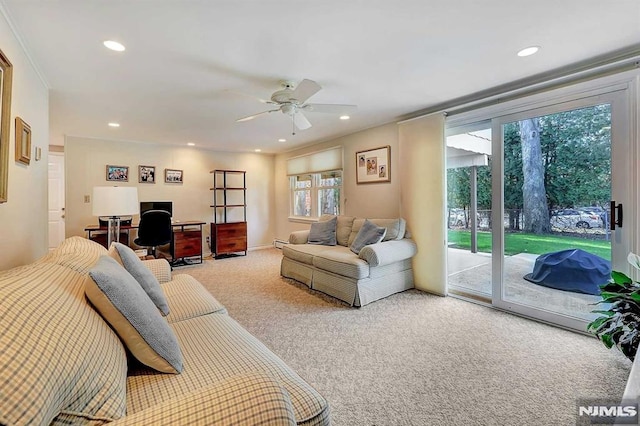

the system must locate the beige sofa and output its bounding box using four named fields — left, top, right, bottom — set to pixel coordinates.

left=0, top=237, right=329, bottom=425
left=281, top=215, right=417, bottom=307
